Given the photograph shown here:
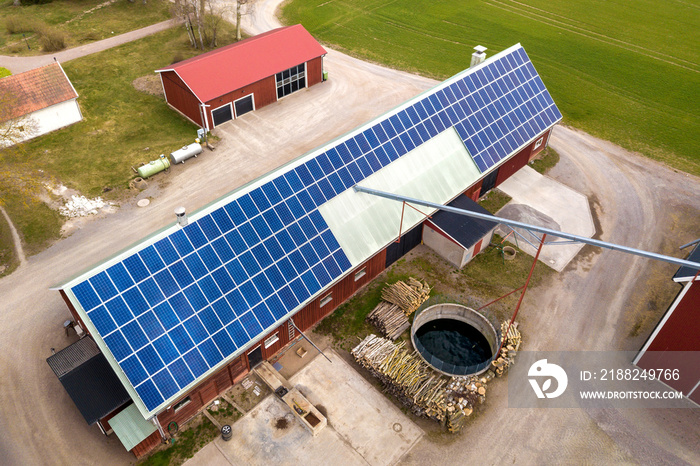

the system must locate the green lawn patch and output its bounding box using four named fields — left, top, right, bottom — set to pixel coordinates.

left=283, top=0, right=700, bottom=176
left=7, top=25, right=237, bottom=197
left=1, top=0, right=171, bottom=54
left=140, top=416, right=219, bottom=466
left=0, top=66, right=10, bottom=77
left=2, top=195, right=63, bottom=256
left=529, top=146, right=559, bottom=175
left=478, top=189, right=511, bottom=214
